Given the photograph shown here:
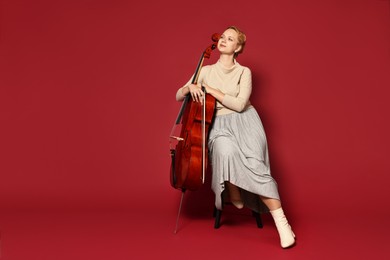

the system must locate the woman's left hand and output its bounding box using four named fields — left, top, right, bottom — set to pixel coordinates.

left=203, top=84, right=212, bottom=94
left=203, top=84, right=225, bottom=103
